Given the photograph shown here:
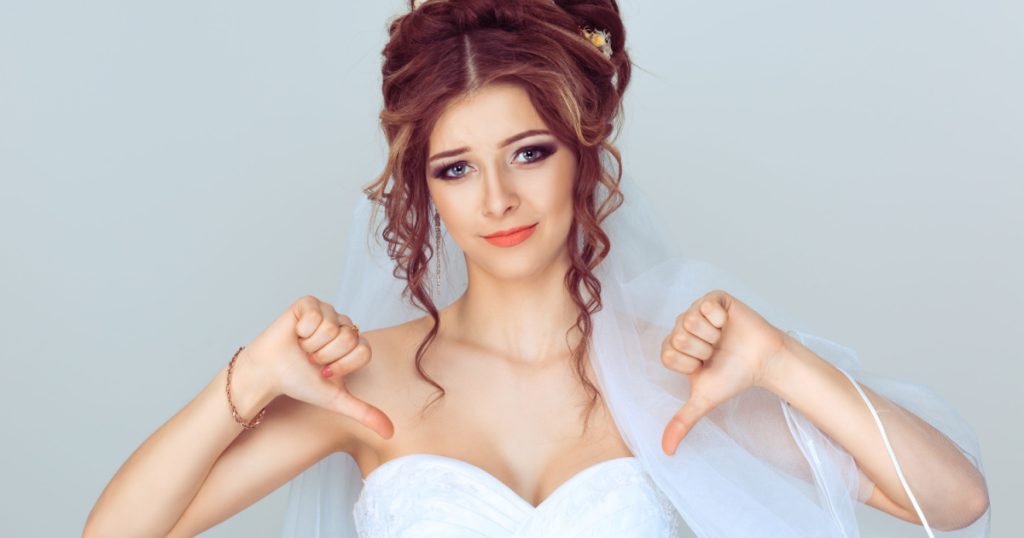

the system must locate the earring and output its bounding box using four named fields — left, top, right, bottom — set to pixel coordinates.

left=433, top=207, right=442, bottom=298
